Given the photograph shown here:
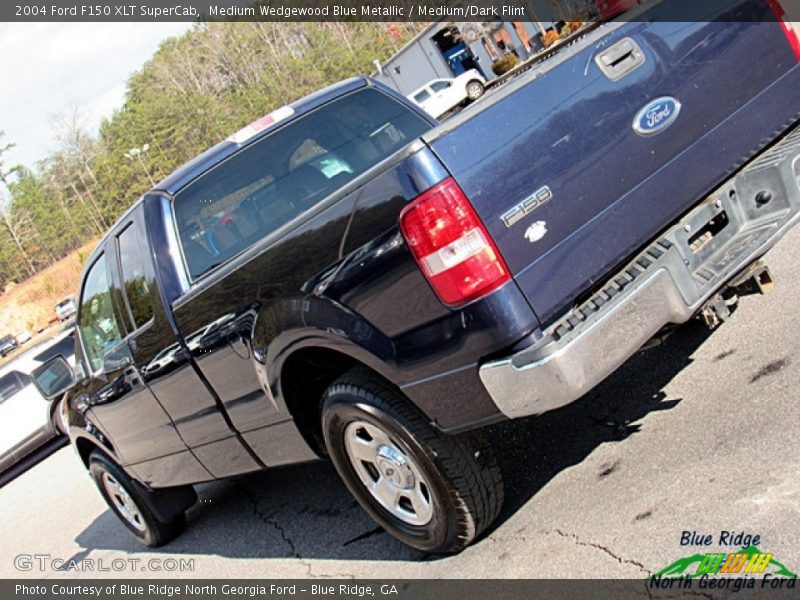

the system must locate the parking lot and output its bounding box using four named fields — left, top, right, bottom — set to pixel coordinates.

left=2, top=225, right=800, bottom=579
